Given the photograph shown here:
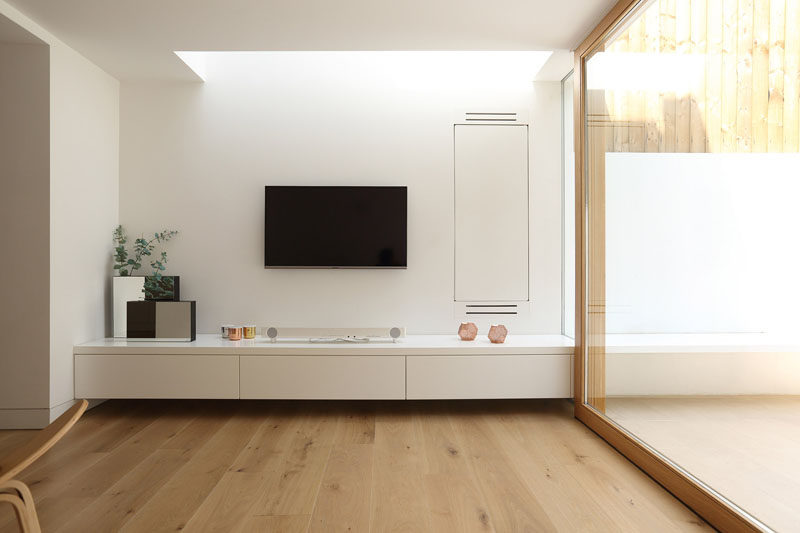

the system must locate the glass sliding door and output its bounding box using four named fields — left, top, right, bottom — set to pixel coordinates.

left=576, top=0, right=800, bottom=530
